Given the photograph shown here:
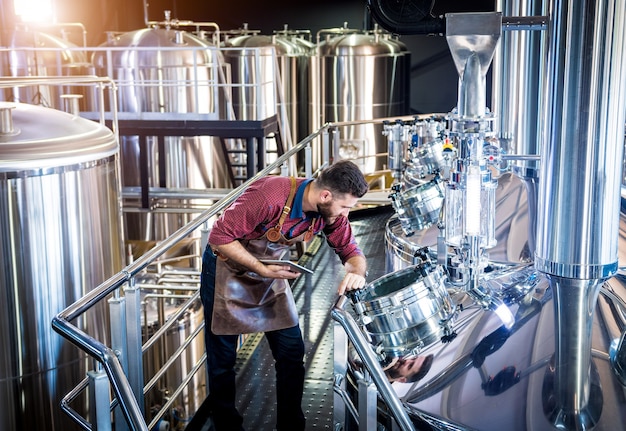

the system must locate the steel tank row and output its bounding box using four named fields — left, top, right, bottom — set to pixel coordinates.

left=215, top=21, right=411, bottom=174
left=1, top=19, right=411, bottom=235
